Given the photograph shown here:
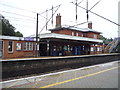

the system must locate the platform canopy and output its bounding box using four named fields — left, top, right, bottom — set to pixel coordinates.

left=39, top=33, right=103, bottom=43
